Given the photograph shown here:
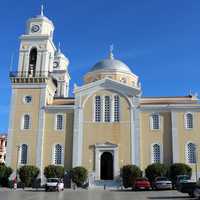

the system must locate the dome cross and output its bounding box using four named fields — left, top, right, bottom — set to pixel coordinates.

left=109, top=44, right=114, bottom=60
